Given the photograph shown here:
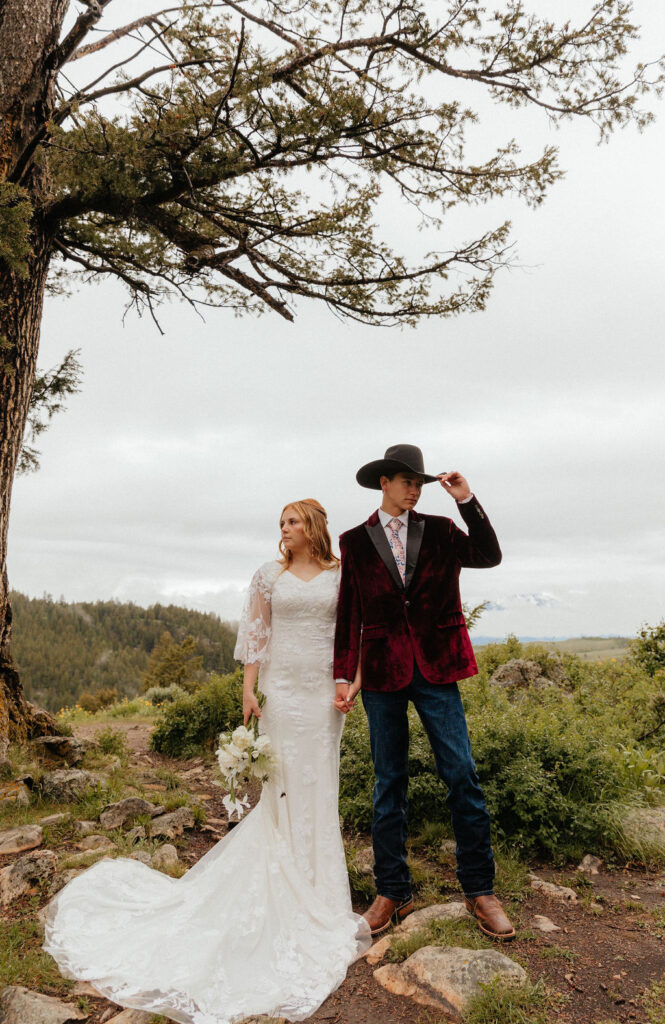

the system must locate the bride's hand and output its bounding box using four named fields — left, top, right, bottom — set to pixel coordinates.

left=333, top=683, right=351, bottom=714
left=243, top=691, right=261, bottom=725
